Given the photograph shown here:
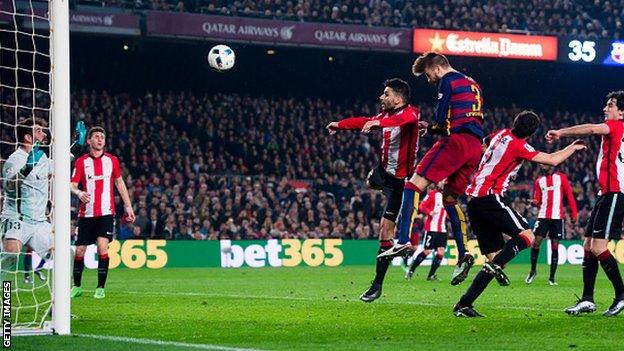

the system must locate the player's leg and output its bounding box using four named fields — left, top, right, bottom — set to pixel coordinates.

left=1, top=219, right=29, bottom=282
left=442, top=134, right=483, bottom=285
left=27, top=221, right=52, bottom=283
left=1, top=239, right=23, bottom=282
left=588, top=193, right=624, bottom=316
left=548, top=220, right=563, bottom=285
left=454, top=198, right=501, bottom=317
left=407, top=242, right=431, bottom=280
left=380, top=137, right=459, bottom=259
left=527, top=221, right=545, bottom=284
left=565, top=195, right=608, bottom=315
left=360, top=217, right=395, bottom=302
left=72, top=217, right=93, bottom=298
left=24, top=246, right=33, bottom=284
left=427, top=244, right=445, bottom=280
left=94, top=216, right=115, bottom=299
left=94, top=236, right=110, bottom=299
